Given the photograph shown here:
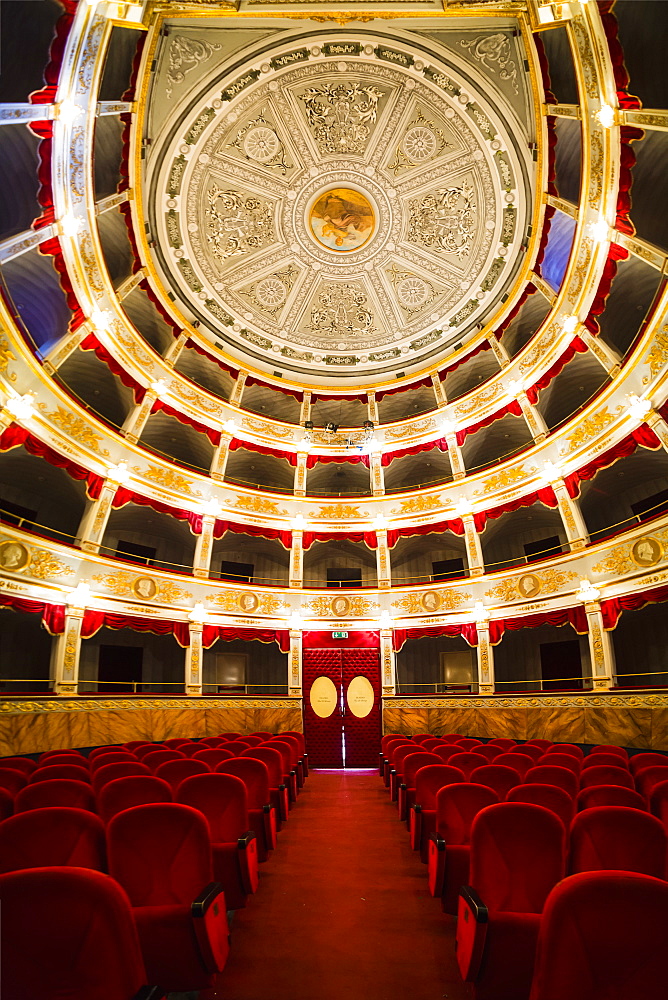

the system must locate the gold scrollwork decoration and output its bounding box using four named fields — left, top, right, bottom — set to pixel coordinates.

left=391, top=589, right=471, bottom=615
